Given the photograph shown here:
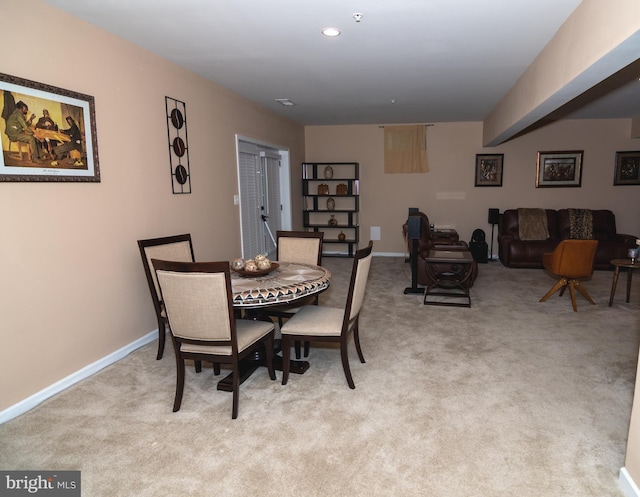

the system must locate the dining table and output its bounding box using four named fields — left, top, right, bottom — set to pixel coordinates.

left=32, top=128, right=71, bottom=143
left=216, top=261, right=332, bottom=392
